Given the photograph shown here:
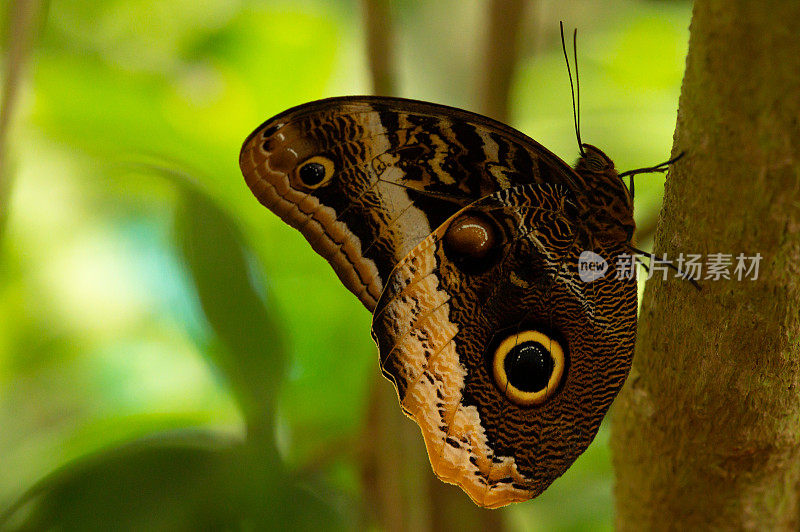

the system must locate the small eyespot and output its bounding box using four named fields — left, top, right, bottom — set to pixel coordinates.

left=295, top=156, right=335, bottom=189
left=442, top=211, right=501, bottom=273
left=261, top=125, right=279, bottom=138
left=492, top=330, right=565, bottom=407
